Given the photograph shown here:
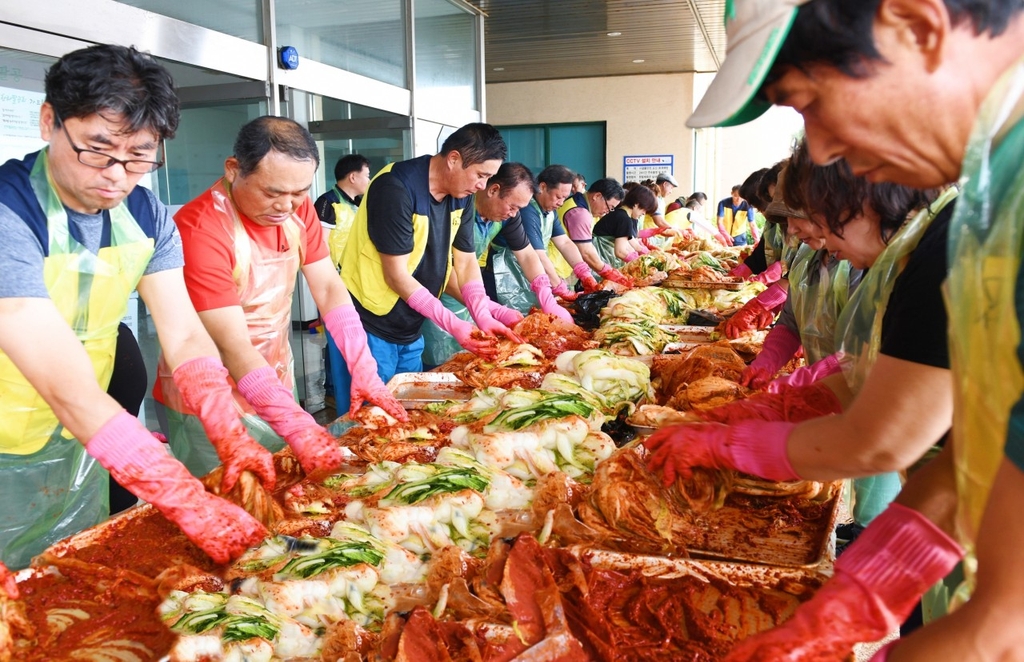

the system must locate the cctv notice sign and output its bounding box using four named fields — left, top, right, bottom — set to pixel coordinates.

left=623, top=155, right=673, bottom=184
